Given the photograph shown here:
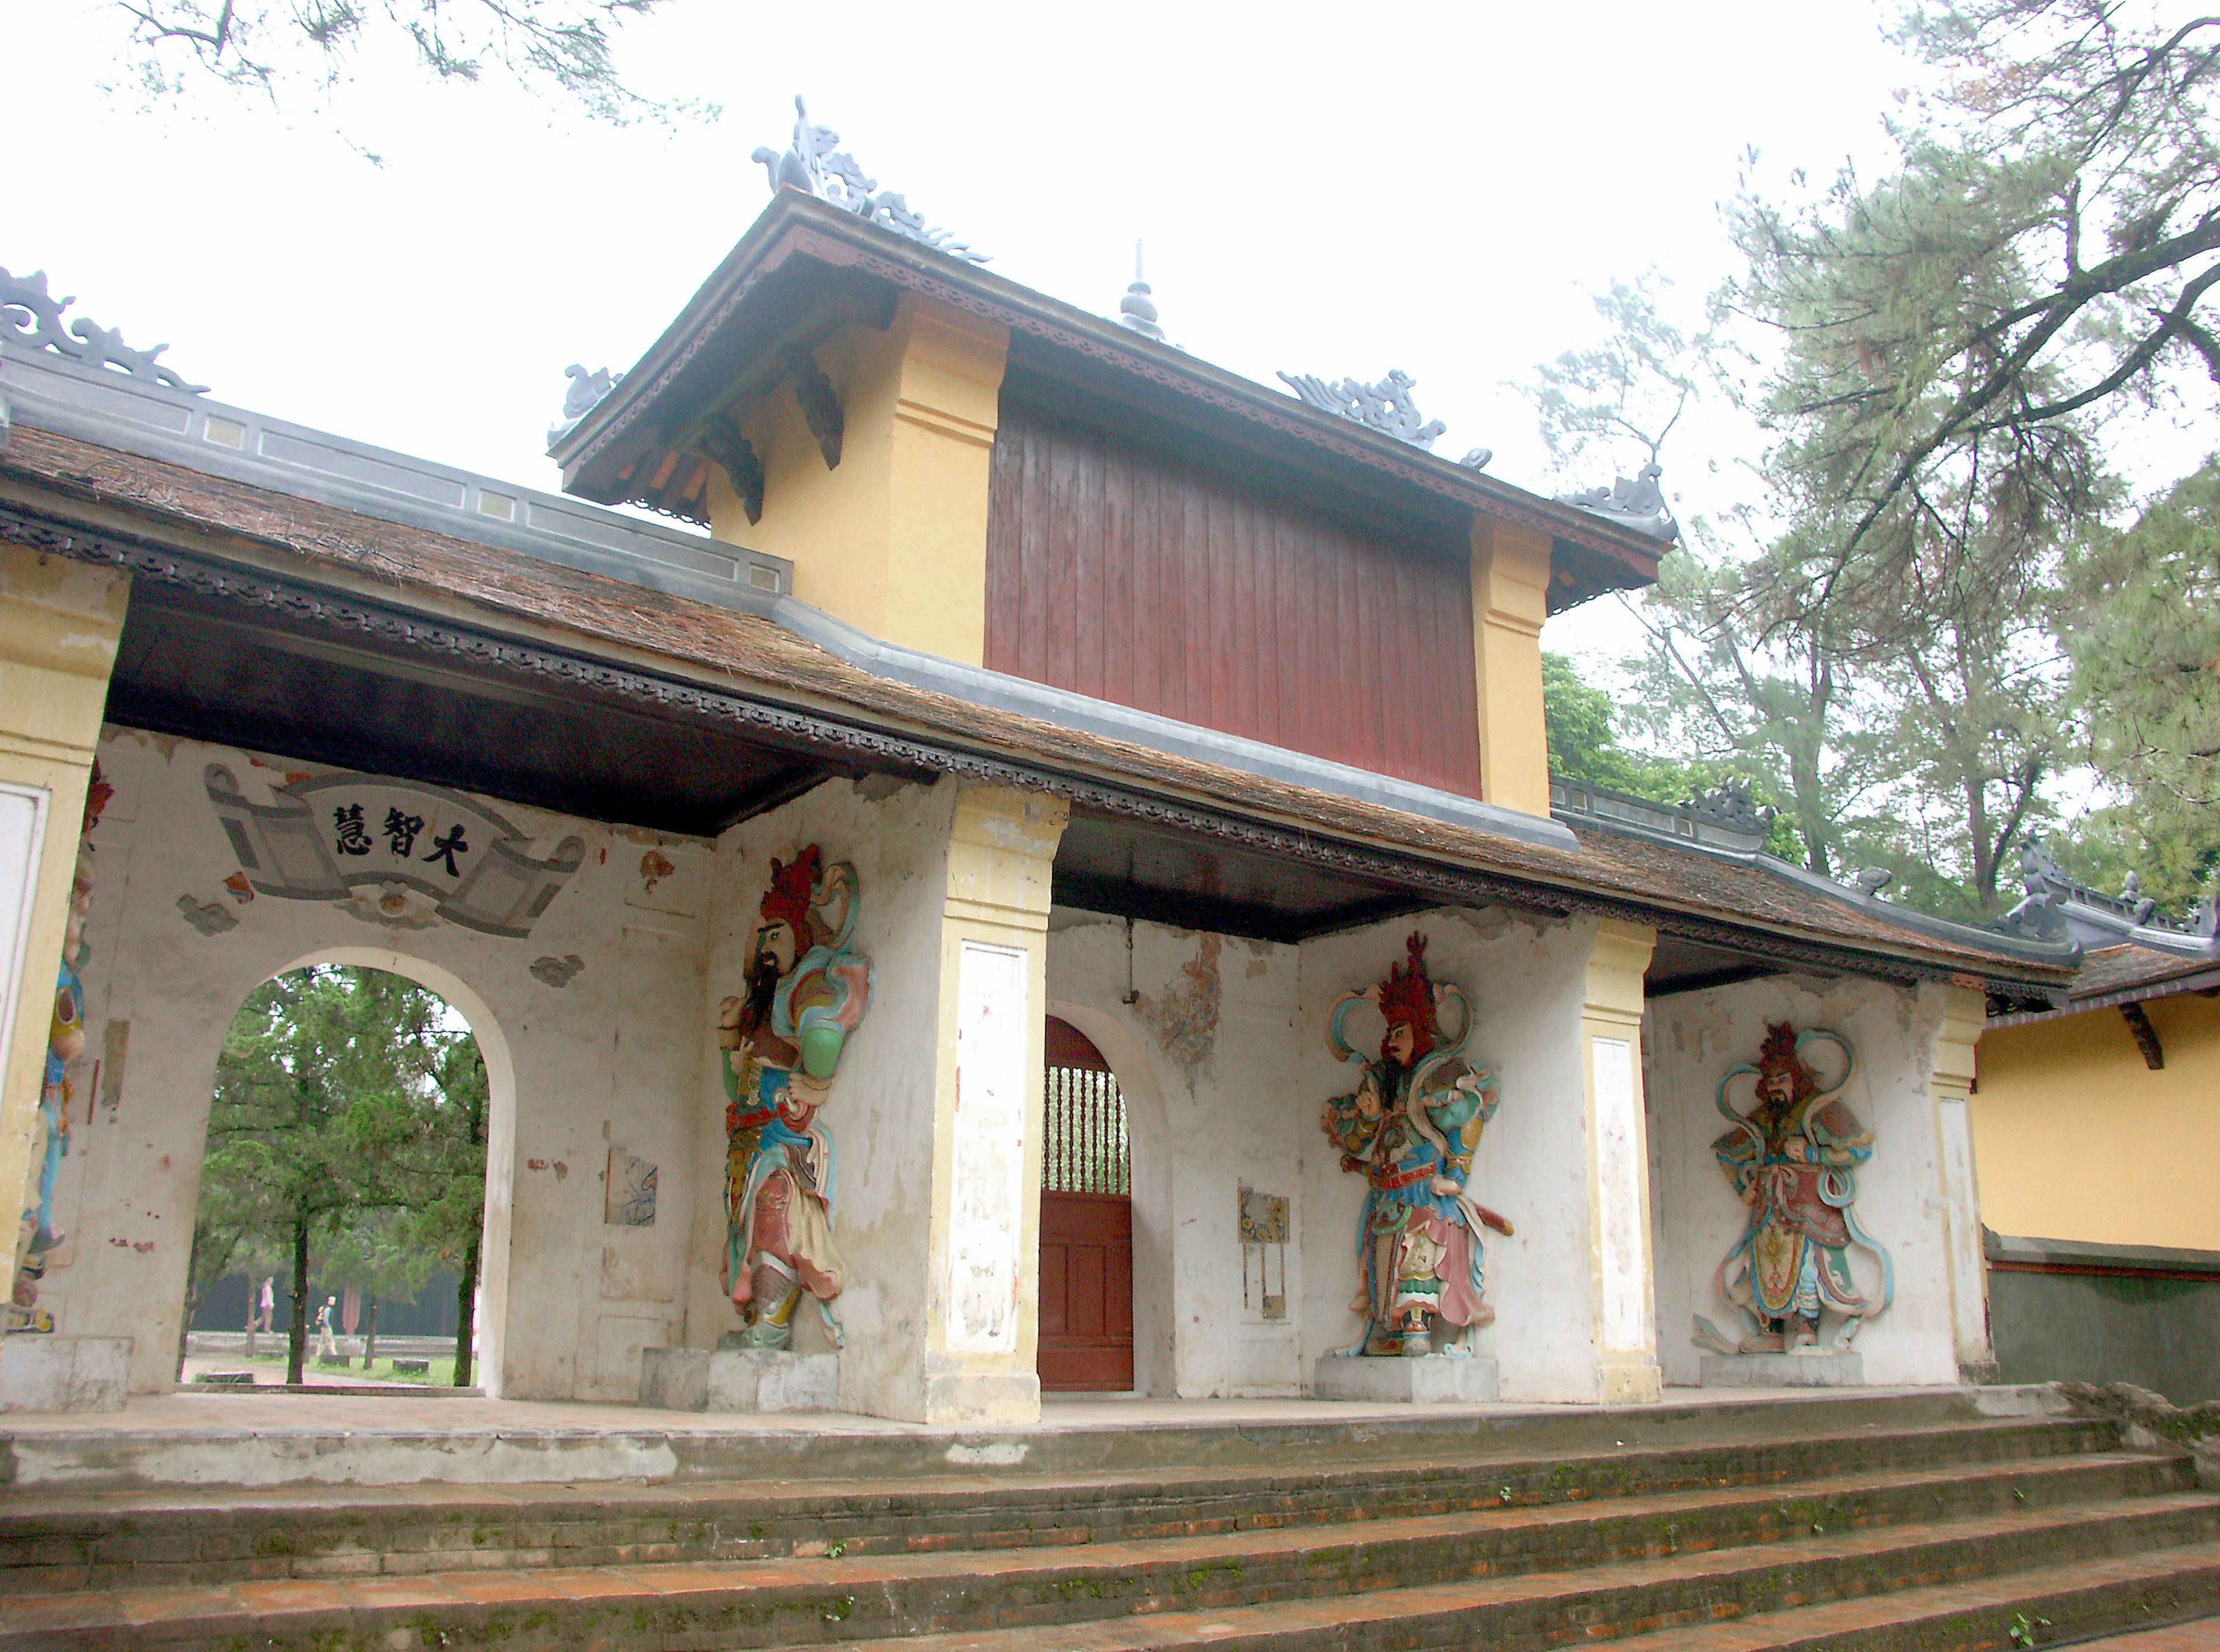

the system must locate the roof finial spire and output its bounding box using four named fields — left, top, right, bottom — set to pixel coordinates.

left=1118, top=239, right=1166, bottom=343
